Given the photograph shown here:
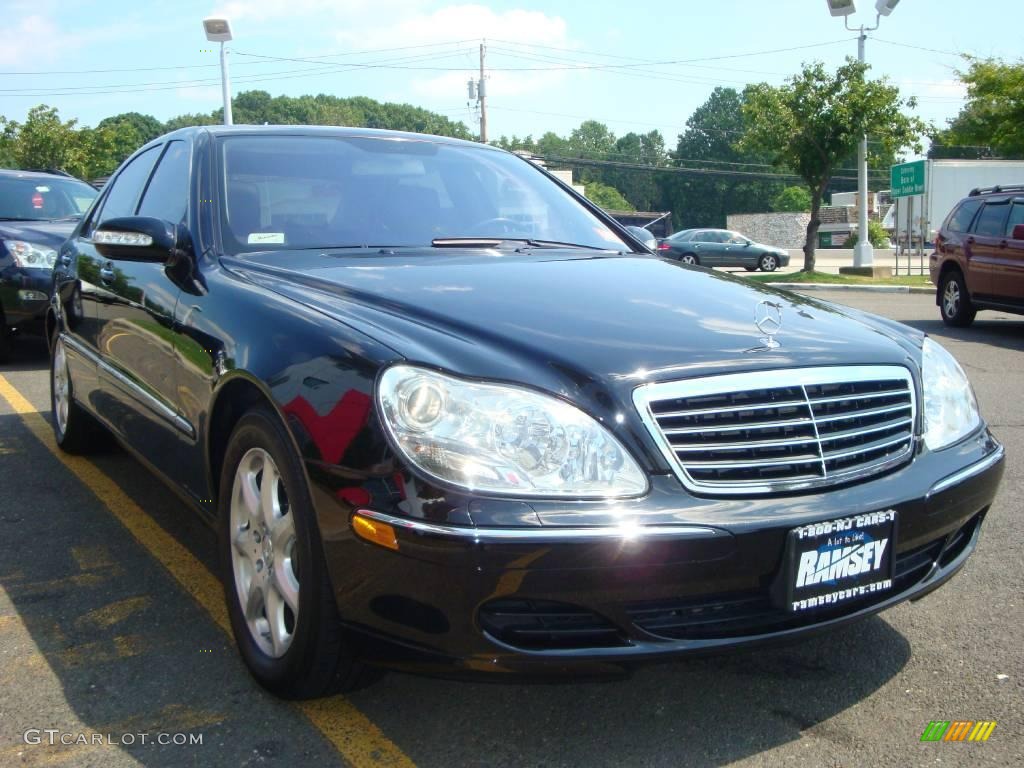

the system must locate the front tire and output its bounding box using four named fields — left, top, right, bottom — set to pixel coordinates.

left=219, top=406, right=364, bottom=699
left=939, top=270, right=976, bottom=327
left=759, top=254, right=779, bottom=272
left=50, top=335, right=107, bottom=453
